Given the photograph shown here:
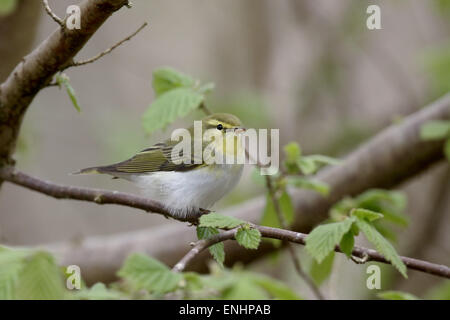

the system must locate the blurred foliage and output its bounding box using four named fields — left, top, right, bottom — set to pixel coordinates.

left=433, top=0, right=450, bottom=17
left=425, top=280, right=450, bottom=300
left=378, top=290, right=419, bottom=300
left=422, top=43, right=450, bottom=99
left=0, top=0, right=16, bottom=16
left=420, top=121, right=450, bottom=161
left=0, top=245, right=302, bottom=300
